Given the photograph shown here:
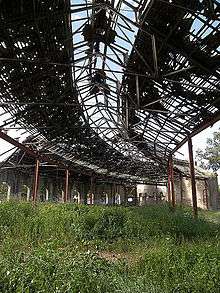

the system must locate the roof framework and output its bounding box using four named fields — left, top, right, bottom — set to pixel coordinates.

left=0, top=0, right=219, bottom=183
